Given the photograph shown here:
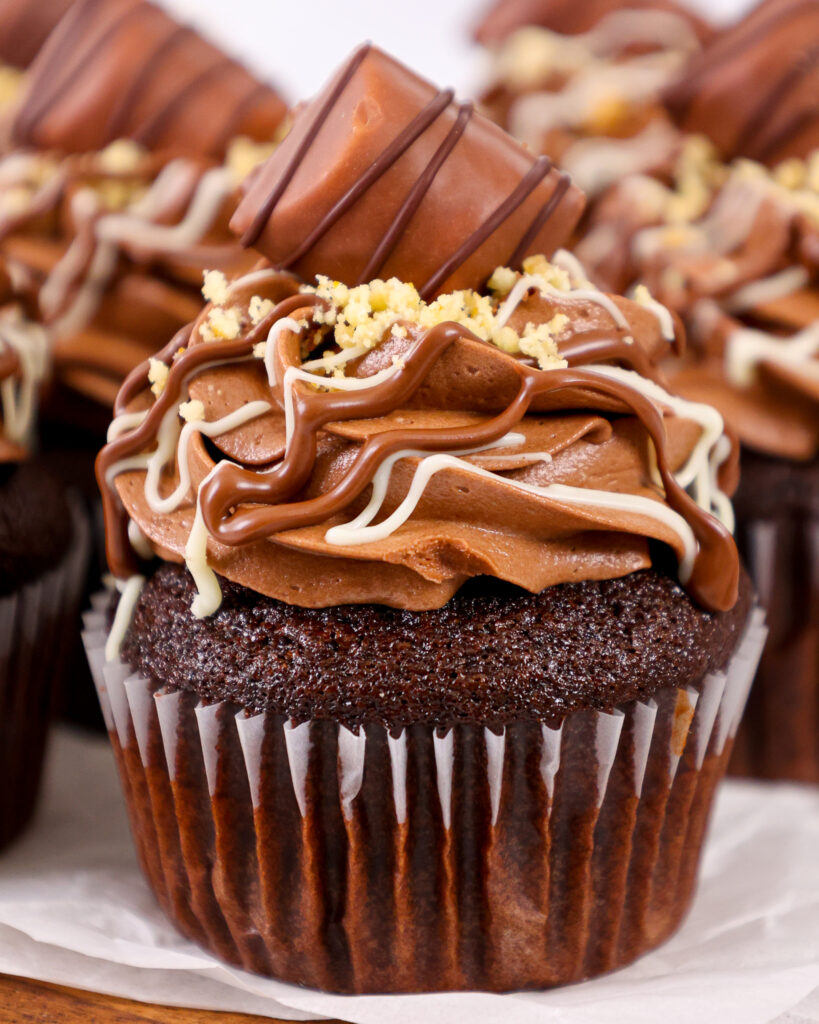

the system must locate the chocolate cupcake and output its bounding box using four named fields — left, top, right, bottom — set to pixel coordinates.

left=83, top=47, right=764, bottom=992
left=0, top=261, right=89, bottom=846
left=578, top=148, right=819, bottom=781
left=473, top=0, right=708, bottom=199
